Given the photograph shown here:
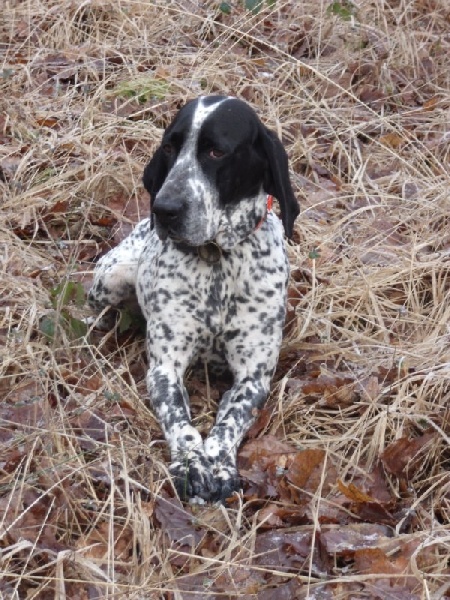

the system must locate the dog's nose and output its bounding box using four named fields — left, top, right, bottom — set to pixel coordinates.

left=152, top=196, right=184, bottom=229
